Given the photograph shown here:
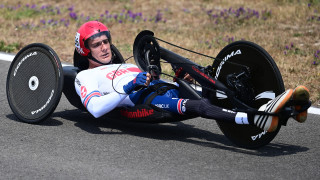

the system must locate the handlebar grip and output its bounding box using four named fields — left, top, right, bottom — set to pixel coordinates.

left=134, top=85, right=147, bottom=91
